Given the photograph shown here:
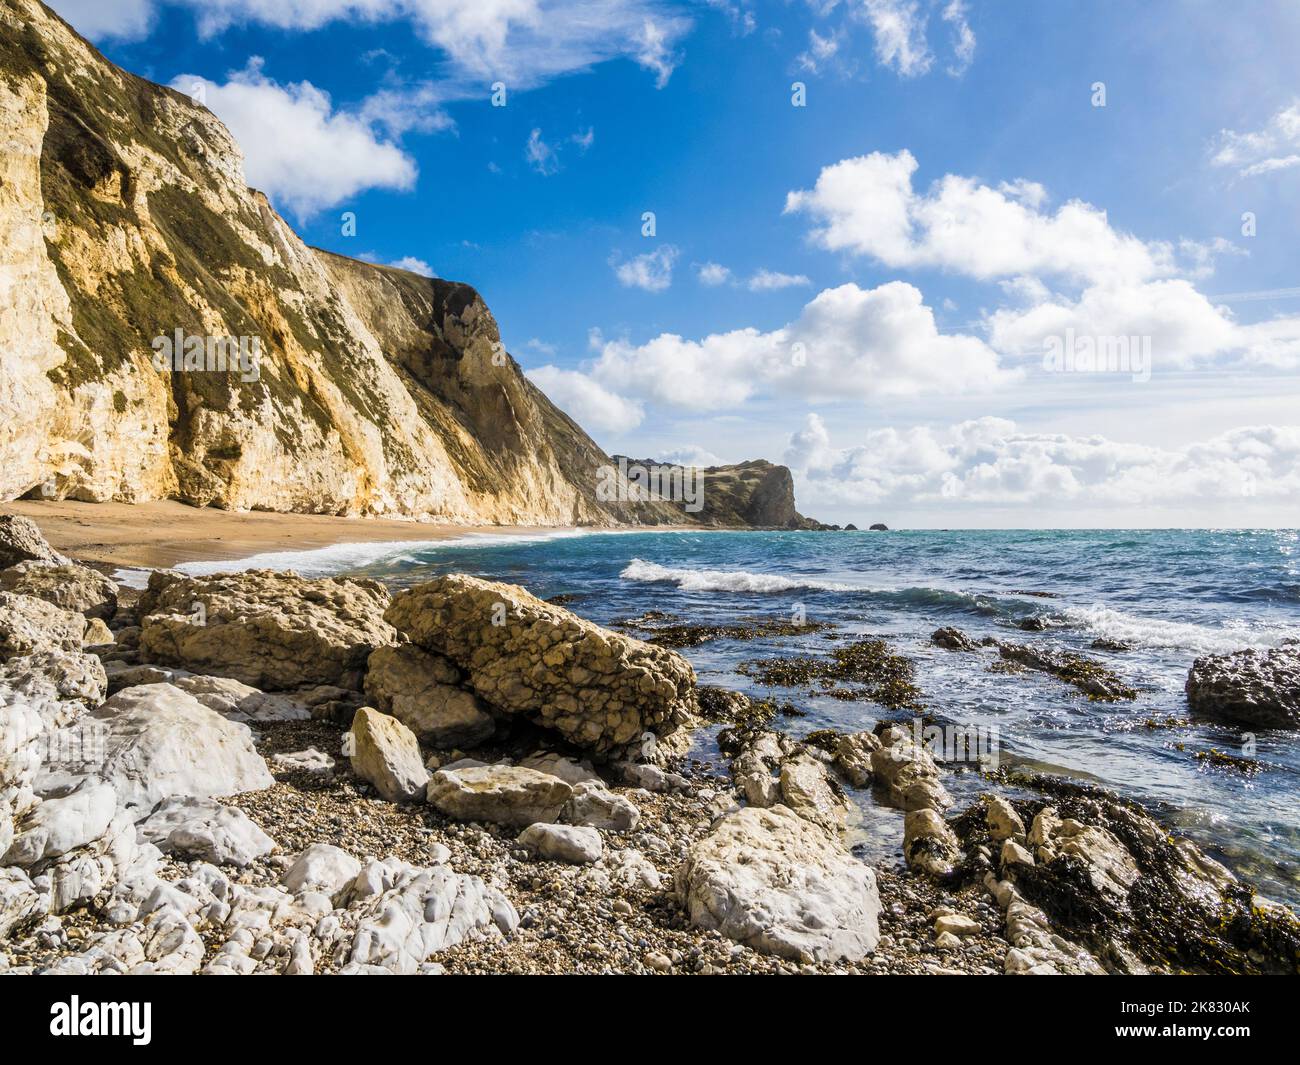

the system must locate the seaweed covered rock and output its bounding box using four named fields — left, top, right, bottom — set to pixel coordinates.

left=138, top=570, right=396, bottom=691
left=674, top=804, right=880, bottom=964
left=931, top=627, right=978, bottom=652
left=1185, top=646, right=1300, bottom=730
left=386, top=575, right=697, bottom=755
left=0, top=561, right=118, bottom=620
left=998, top=642, right=1137, bottom=701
